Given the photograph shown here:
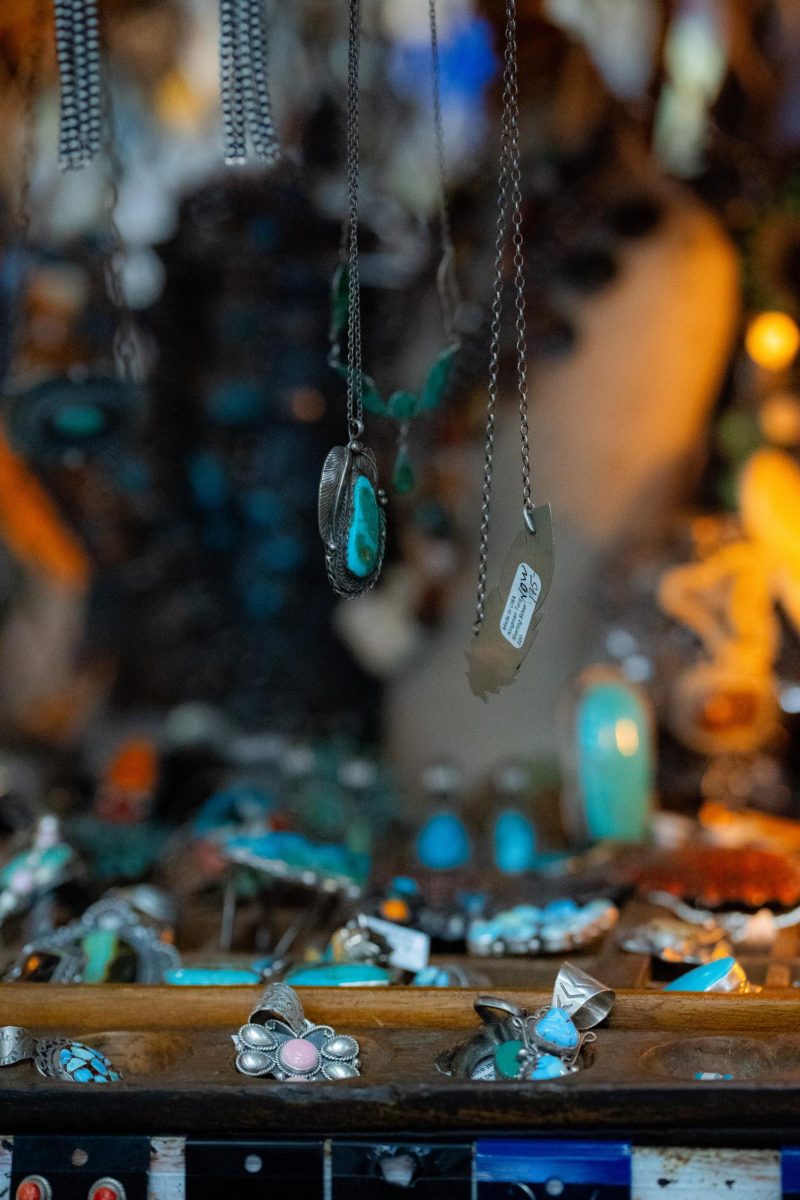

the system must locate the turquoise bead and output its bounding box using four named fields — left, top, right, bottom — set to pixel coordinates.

left=534, top=1007, right=579, bottom=1051
left=346, top=475, right=380, bottom=577
left=416, top=811, right=471, bottom=870
left=493, top=808, right=537, bottom=873
left=575, top=678, right=653, bottom=840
